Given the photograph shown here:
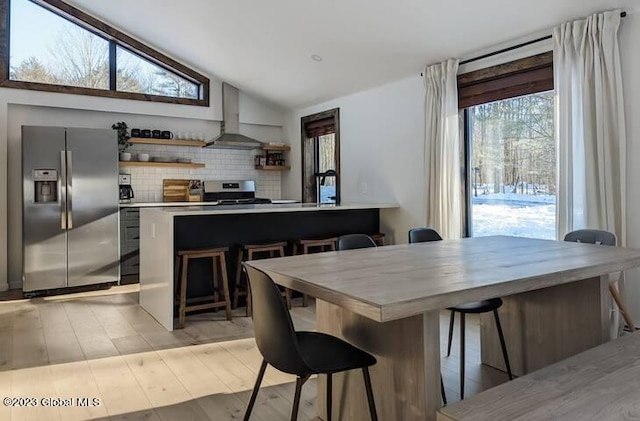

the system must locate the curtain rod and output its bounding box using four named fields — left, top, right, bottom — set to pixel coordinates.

left=421, top=11, right=627, bottom=75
